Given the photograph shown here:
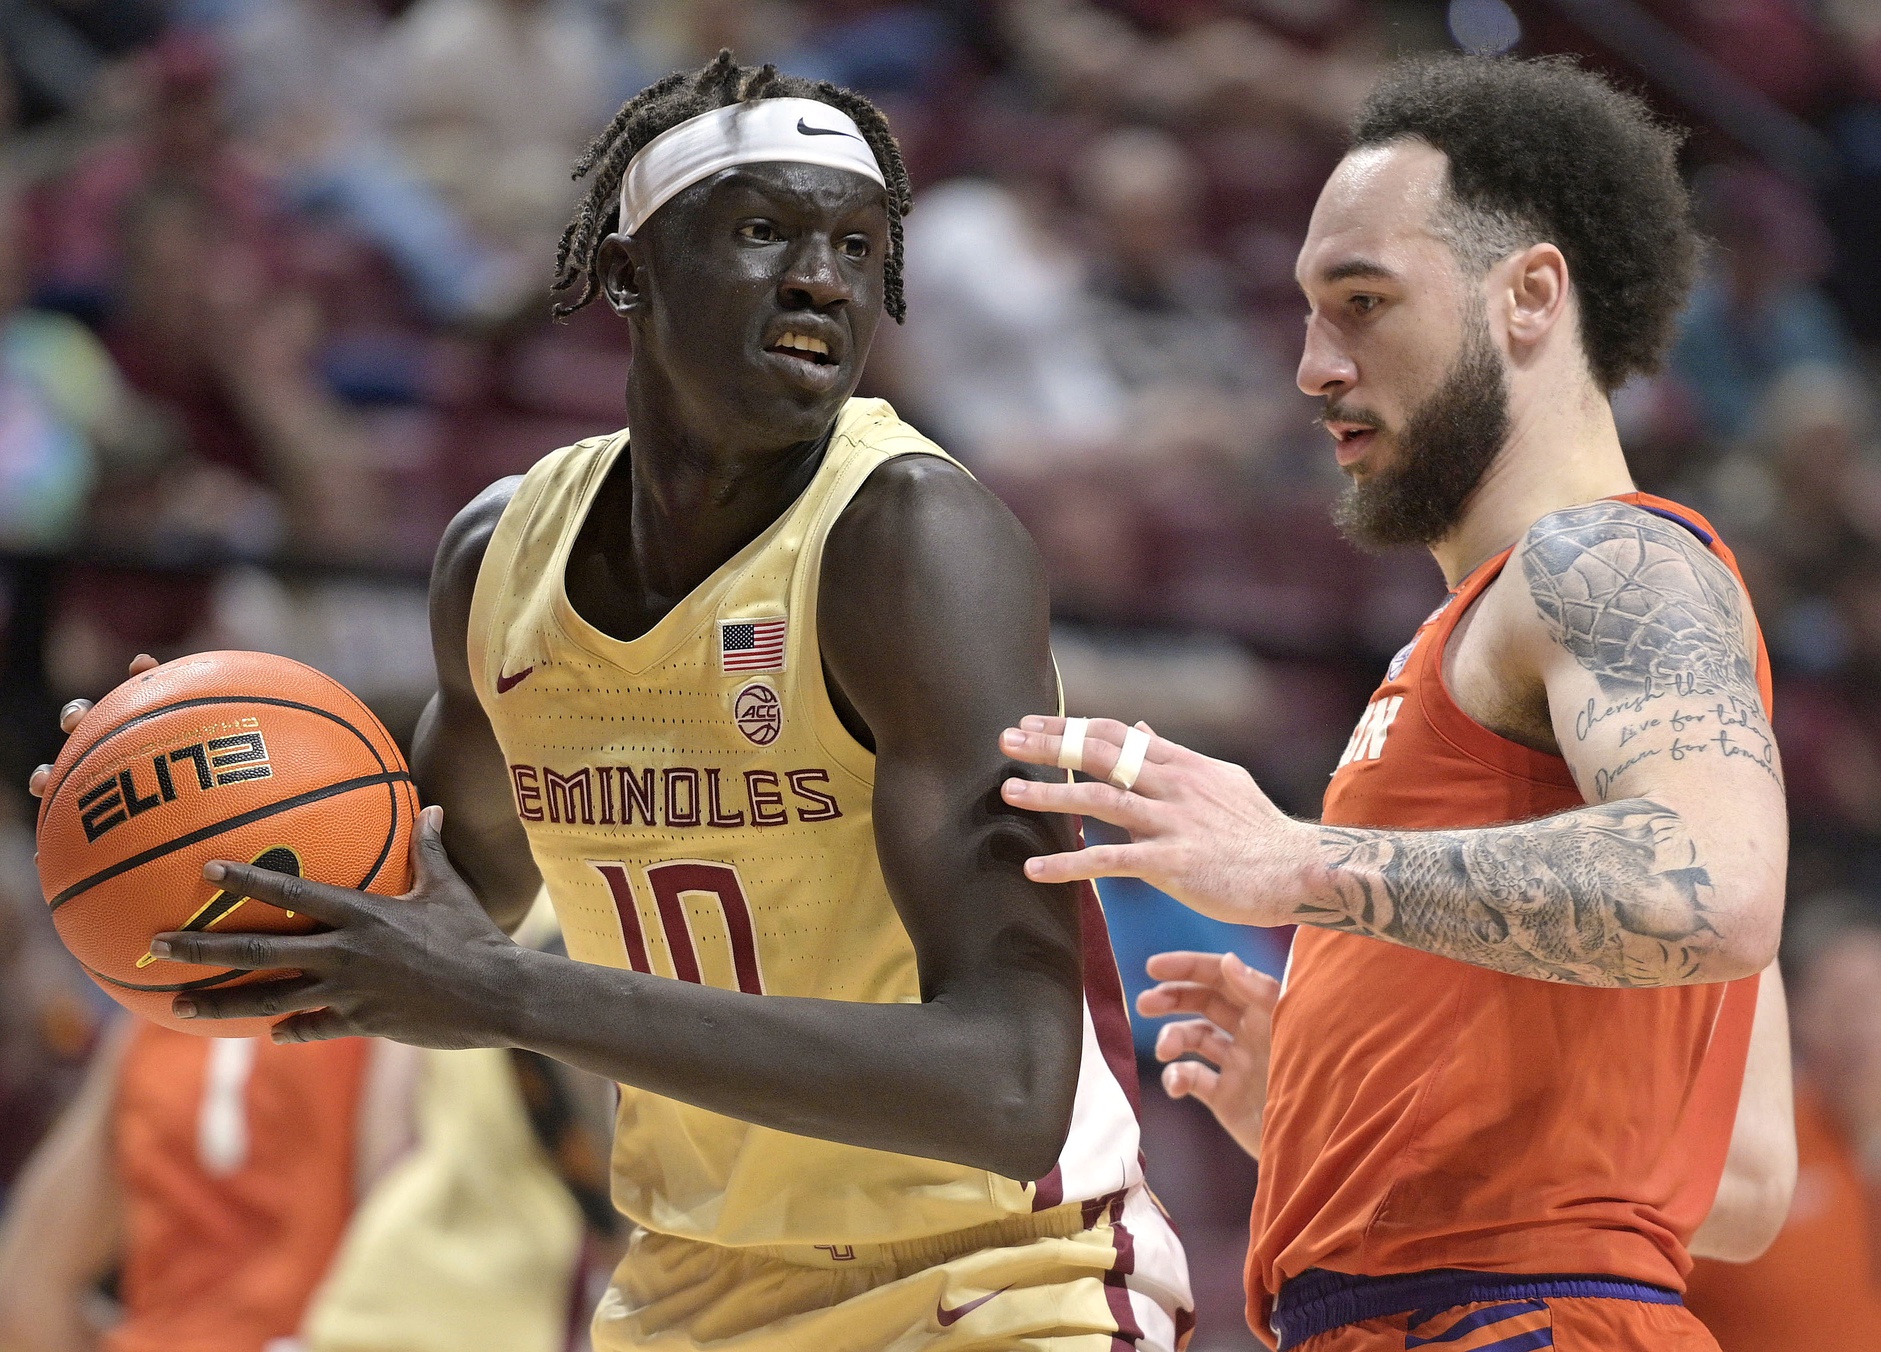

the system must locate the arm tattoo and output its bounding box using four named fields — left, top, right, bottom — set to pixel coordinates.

left=1522, top=503, right=1779, bottom=793
left=1302, top=505, right=1776, bottom=987
left=1311, top=801, right=1719, bottom=986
